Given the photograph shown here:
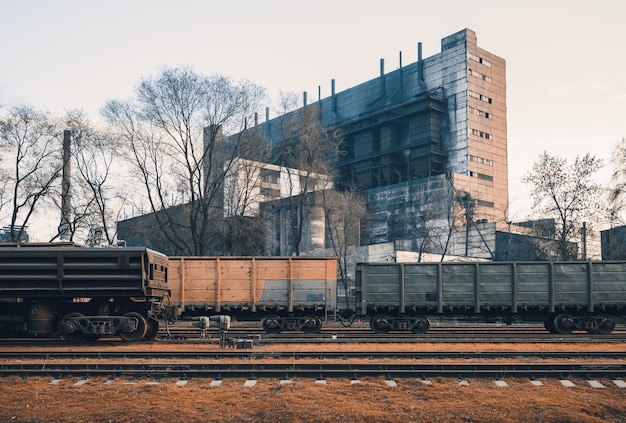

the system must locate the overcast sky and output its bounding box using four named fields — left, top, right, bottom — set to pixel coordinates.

left=2, top=0, right=625, bottom=228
